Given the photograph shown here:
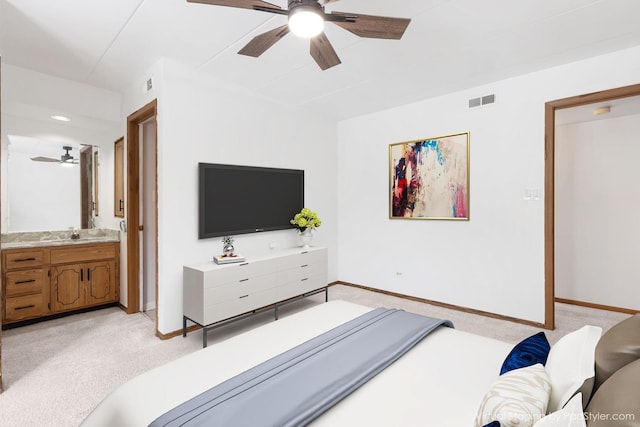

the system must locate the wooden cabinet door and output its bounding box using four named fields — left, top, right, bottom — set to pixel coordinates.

left=85, top=261, right=116, bottom=305
left=51, top=264, right=85, bottom=312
